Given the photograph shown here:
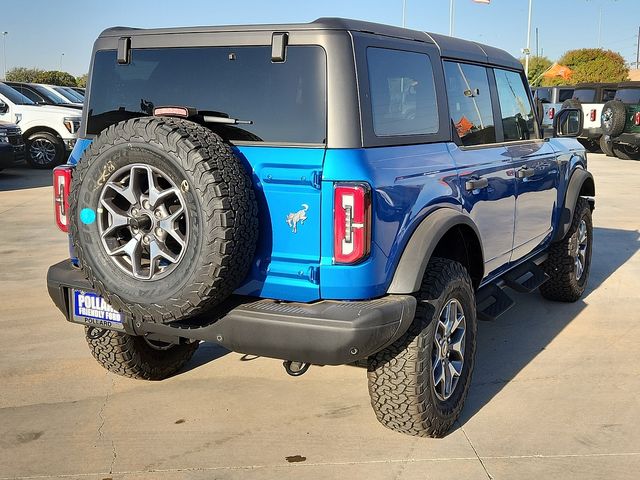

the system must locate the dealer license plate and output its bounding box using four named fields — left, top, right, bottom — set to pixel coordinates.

left=71, top=290, right=124, bottom=330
